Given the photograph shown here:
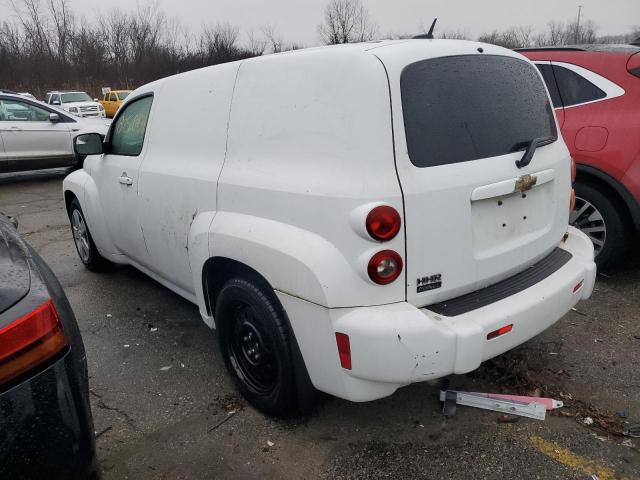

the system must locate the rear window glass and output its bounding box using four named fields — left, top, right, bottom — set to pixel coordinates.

left=401, top=55, right=557, bottom=168
left=552, top=65, right=606, bottom=107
